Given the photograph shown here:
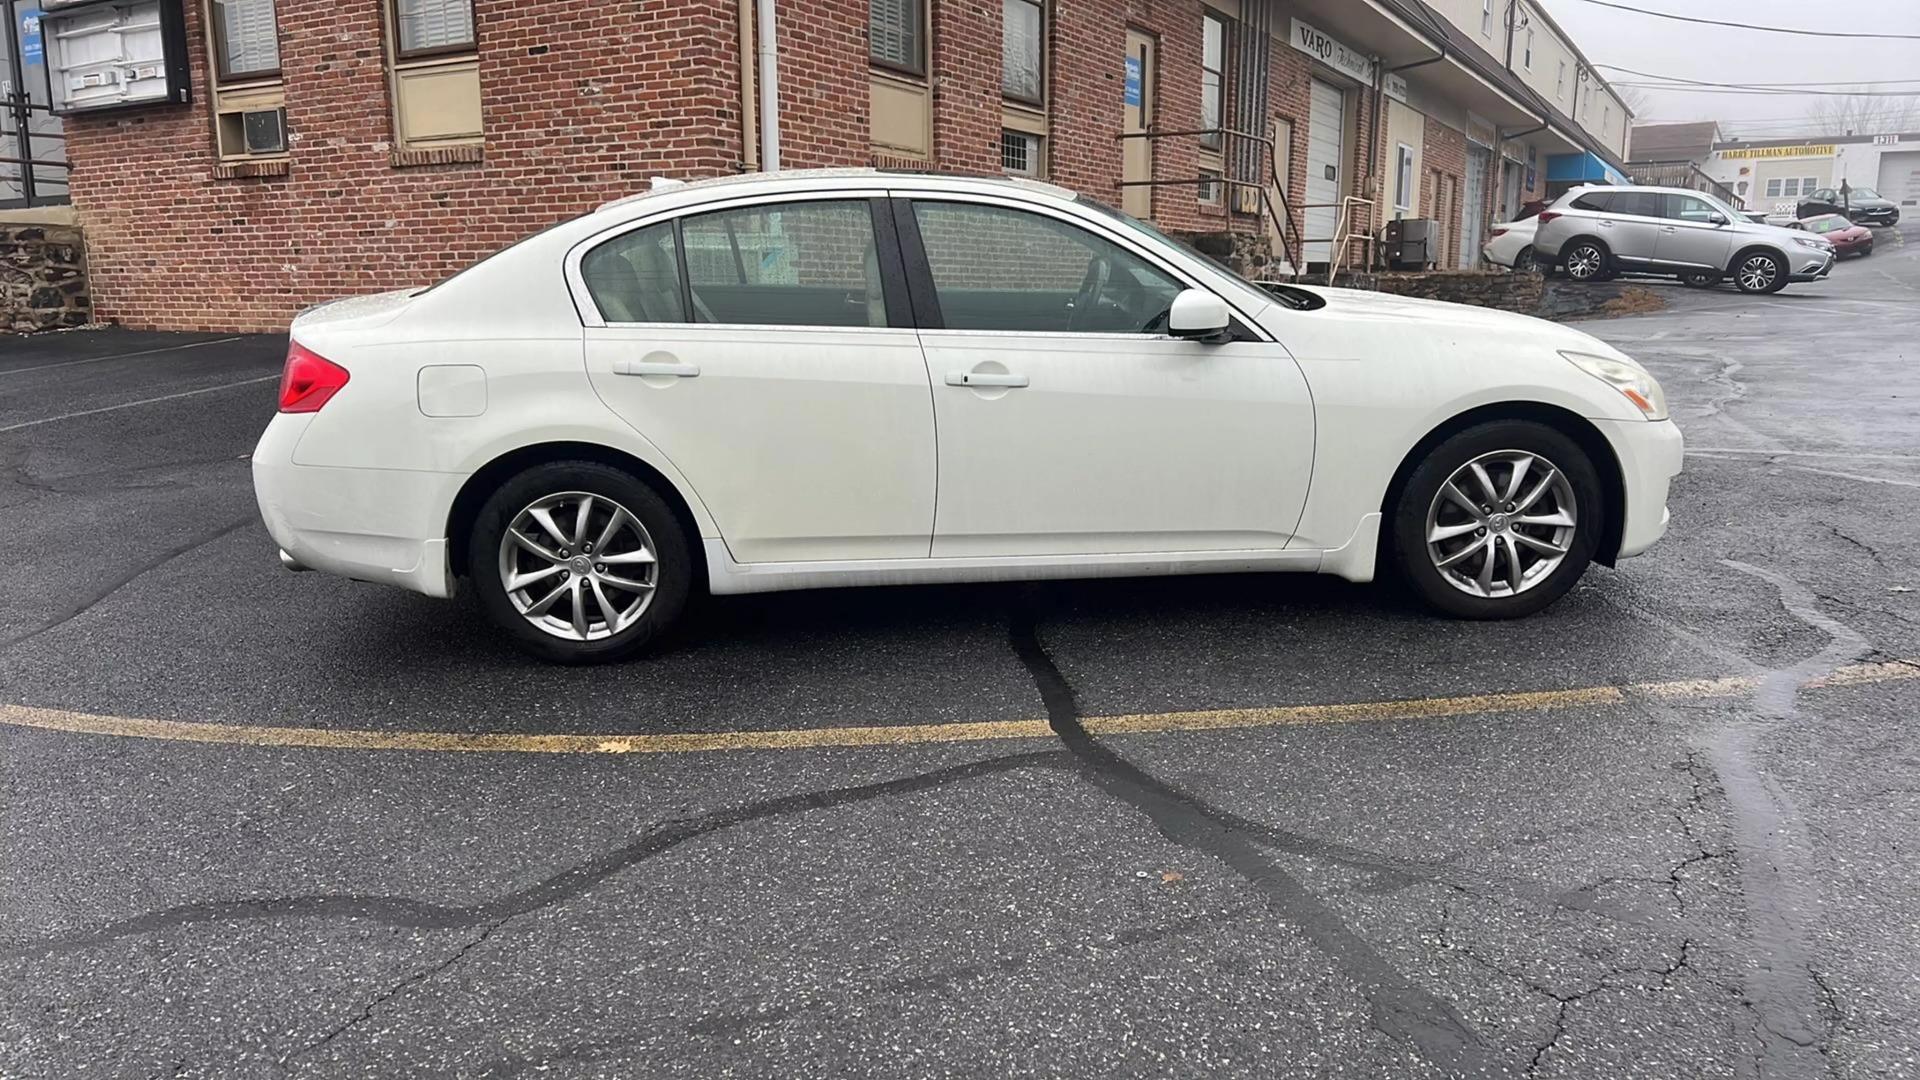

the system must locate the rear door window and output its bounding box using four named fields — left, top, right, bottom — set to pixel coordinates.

left=1568, top=191, right=1614, bottom=213
left=680, top=200, right=890, bottom=327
